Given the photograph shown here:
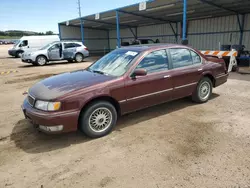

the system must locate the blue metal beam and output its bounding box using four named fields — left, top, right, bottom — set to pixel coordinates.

left=82, top=18, right=129, bottom=28
left=182, top=0, right=187, bottom=40
left=199, top=0, right=239, bottom=14
left=117, top=9, right=177, bottom=38
left=128, top=27, right=137, bottom=39
left=116, top=11, right=121, bottom=48
left=117, top=9, right=175, bottom=23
